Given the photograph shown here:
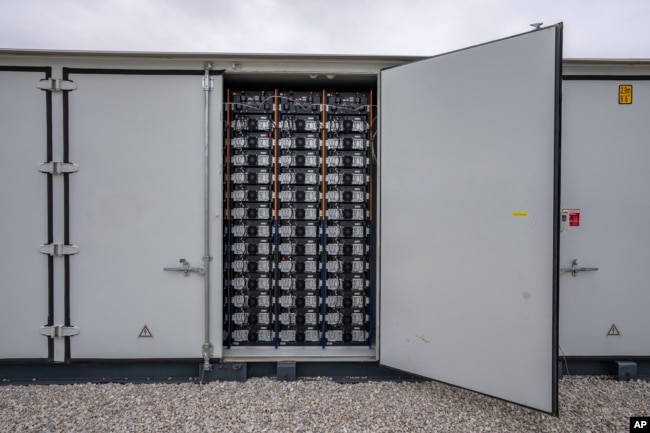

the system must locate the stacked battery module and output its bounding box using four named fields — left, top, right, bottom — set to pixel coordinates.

left=224, top=89, right=373, bottom=347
